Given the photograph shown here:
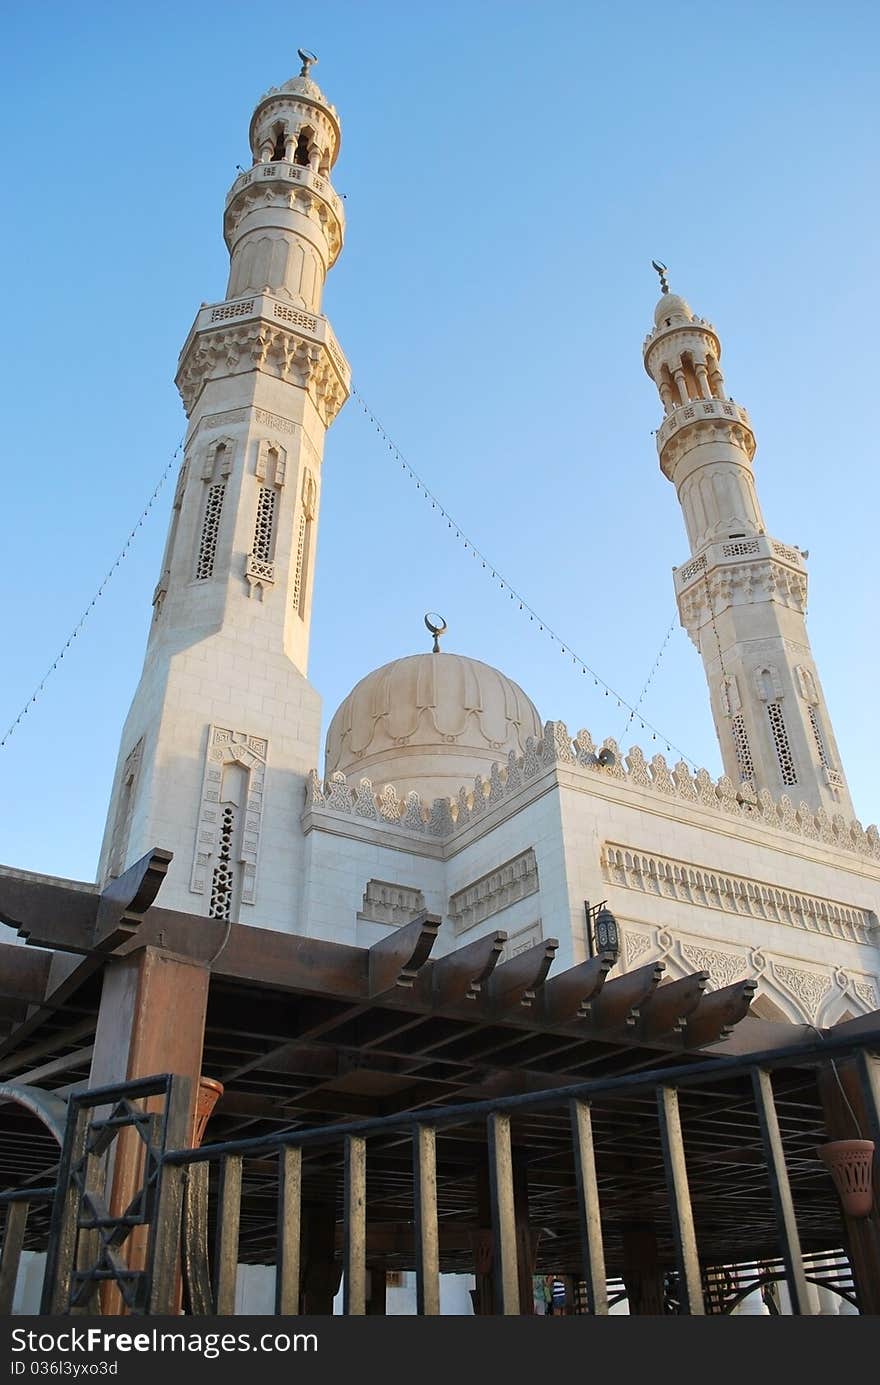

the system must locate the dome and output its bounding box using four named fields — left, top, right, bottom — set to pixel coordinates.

left=325, top=652, right=543, bottom=801
left=278, top=73, right=333, bottom=108
left=654, top=293, right=694, bottom=327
